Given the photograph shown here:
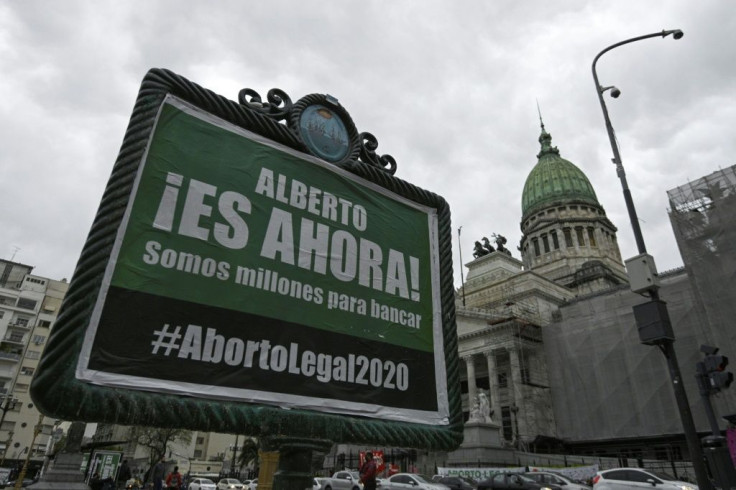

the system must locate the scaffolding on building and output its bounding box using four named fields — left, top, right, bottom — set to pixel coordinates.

left=667, top=164, right=736, bottom=350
